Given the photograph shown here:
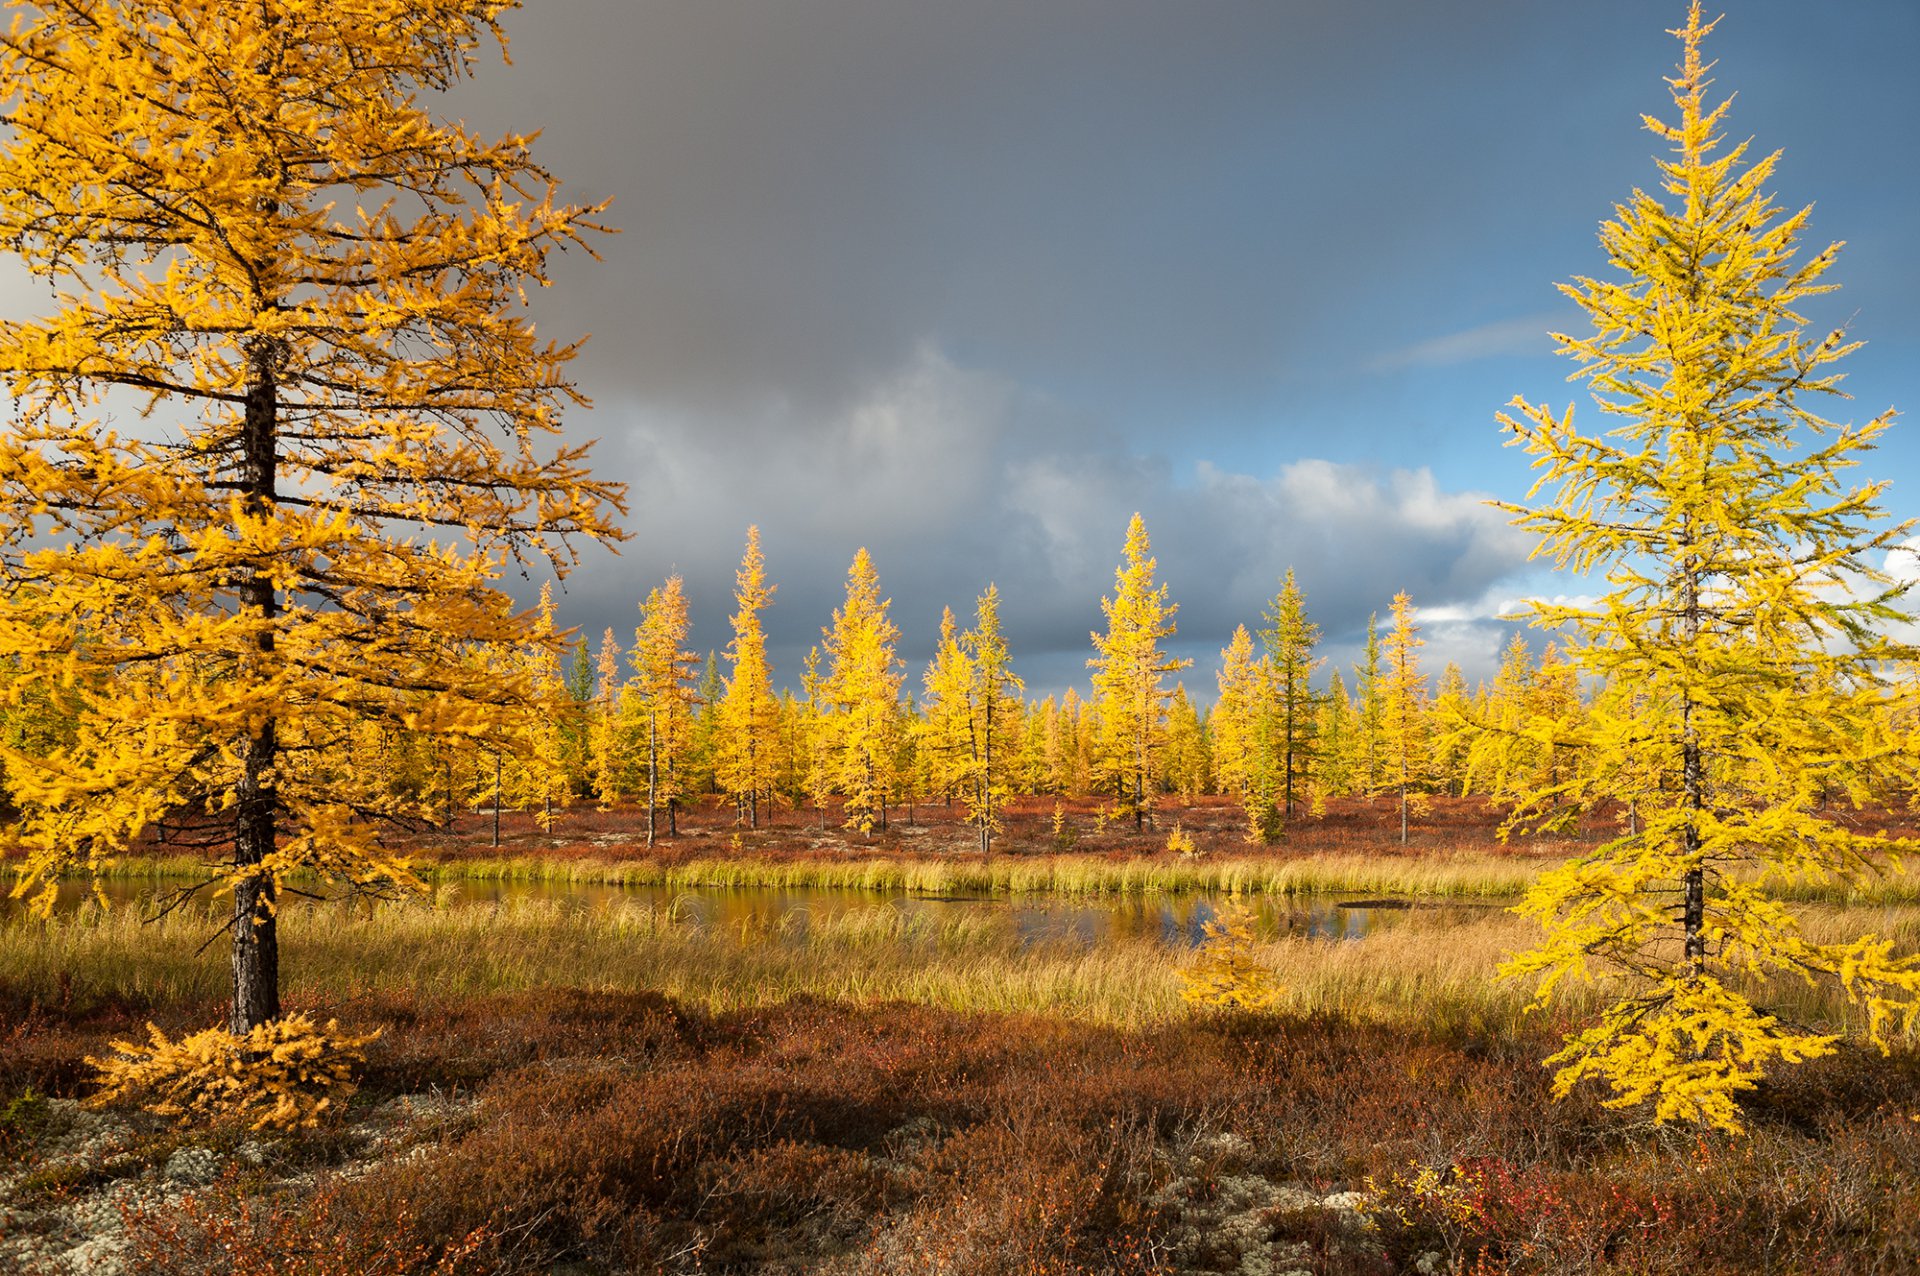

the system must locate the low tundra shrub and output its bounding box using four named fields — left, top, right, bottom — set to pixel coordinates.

left=125, top=1177, right=492, bottom=1276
